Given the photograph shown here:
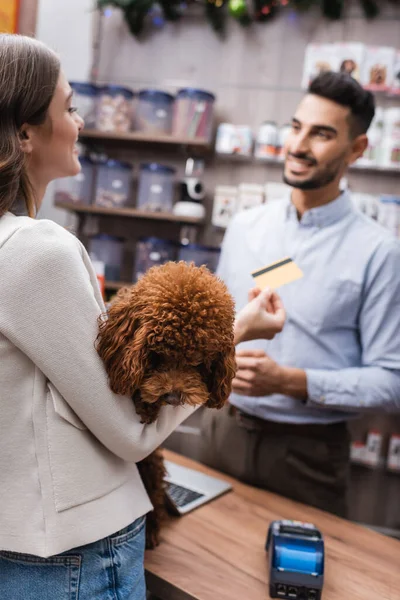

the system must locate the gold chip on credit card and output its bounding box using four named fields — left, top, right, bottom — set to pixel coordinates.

left=251, top=257, right=304, bottom=290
